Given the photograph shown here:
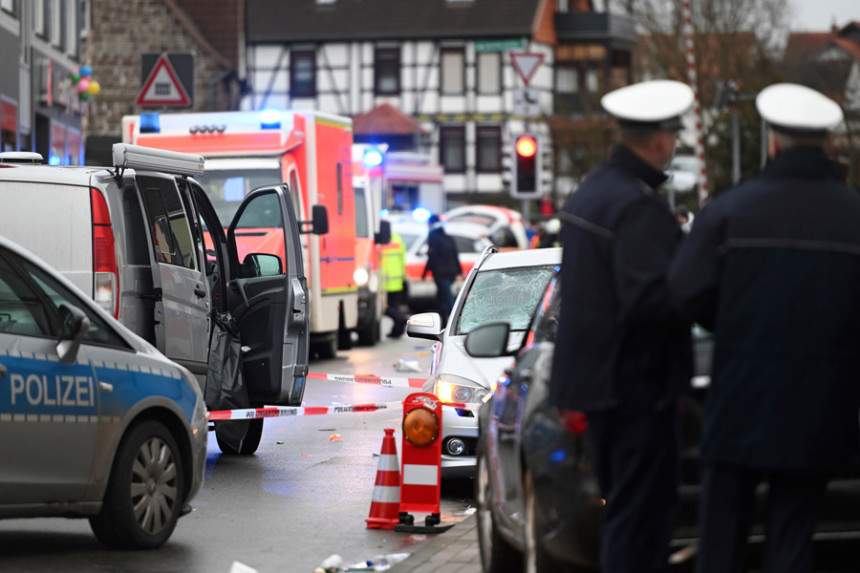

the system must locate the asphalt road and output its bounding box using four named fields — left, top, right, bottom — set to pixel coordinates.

left=0, top=318, right=476, bottom=573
